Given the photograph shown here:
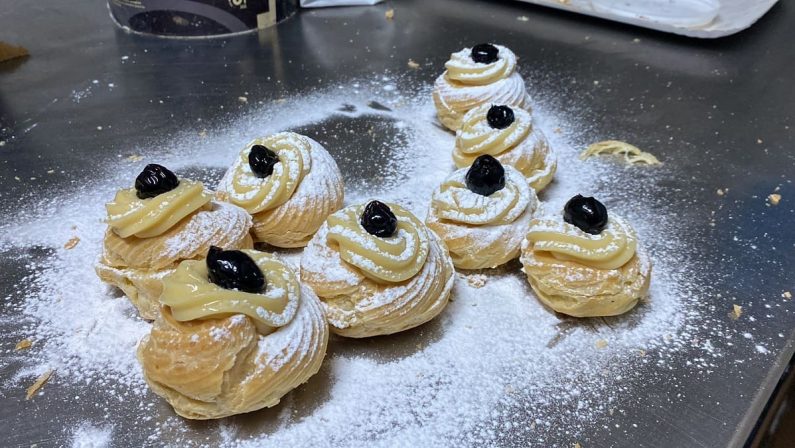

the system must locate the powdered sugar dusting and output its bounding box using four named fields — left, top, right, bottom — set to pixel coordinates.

left=0, top=74, right=773, bottom=446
